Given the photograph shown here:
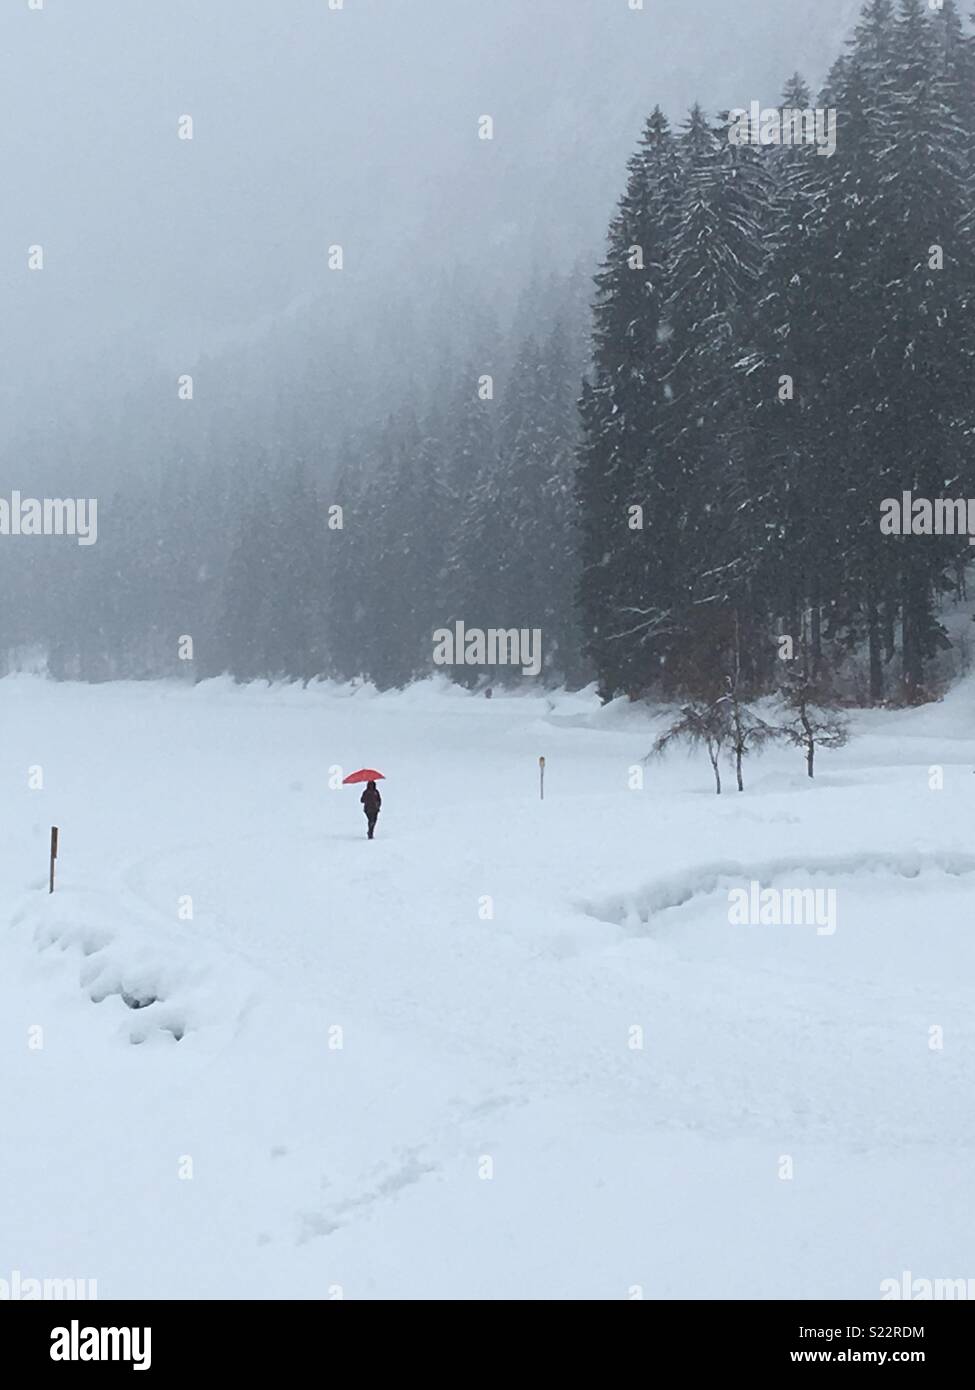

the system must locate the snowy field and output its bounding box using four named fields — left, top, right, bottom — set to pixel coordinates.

left=2, top=674, right=973, bottom=1299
